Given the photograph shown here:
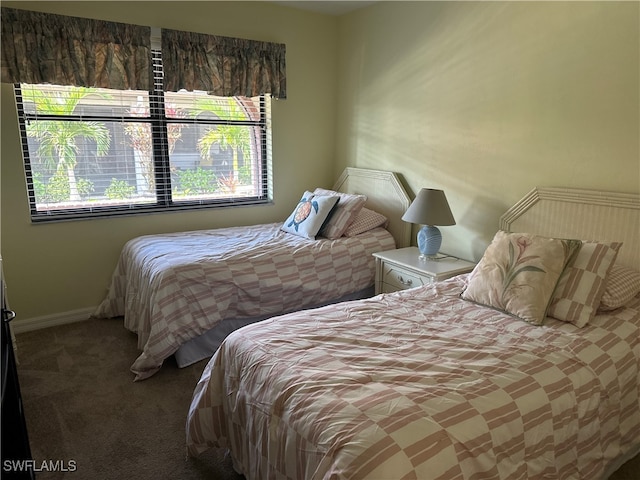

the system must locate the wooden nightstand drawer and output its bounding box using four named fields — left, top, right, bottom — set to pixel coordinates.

left=373, top=247, right=476, bottom=295
left=382, top=265, right=430, bottom=291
